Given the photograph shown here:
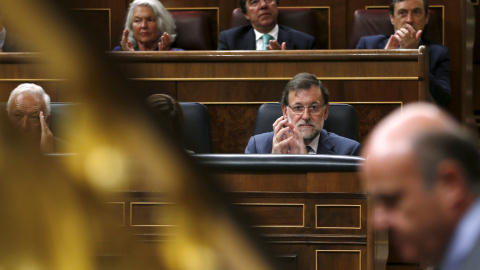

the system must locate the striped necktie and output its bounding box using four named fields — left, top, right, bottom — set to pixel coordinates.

left=306, top=146, right=315, bottom=154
